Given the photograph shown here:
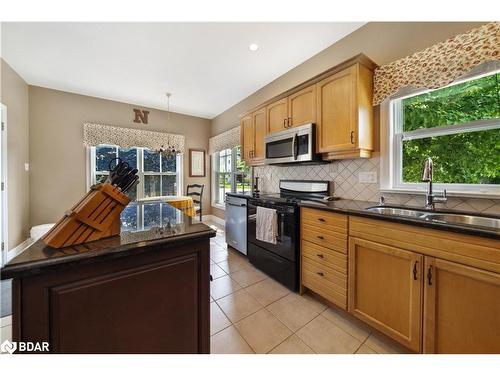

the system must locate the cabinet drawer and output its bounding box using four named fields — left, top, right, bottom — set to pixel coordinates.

left=302, top=257, right=347, bottom=294
left=302, top=224, right=347, bottom=254
left=302, top=208, right=347, bottom=234
left=302, top=240, right=347, bottom=274
left=302, top=257, right=347, bottom=309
